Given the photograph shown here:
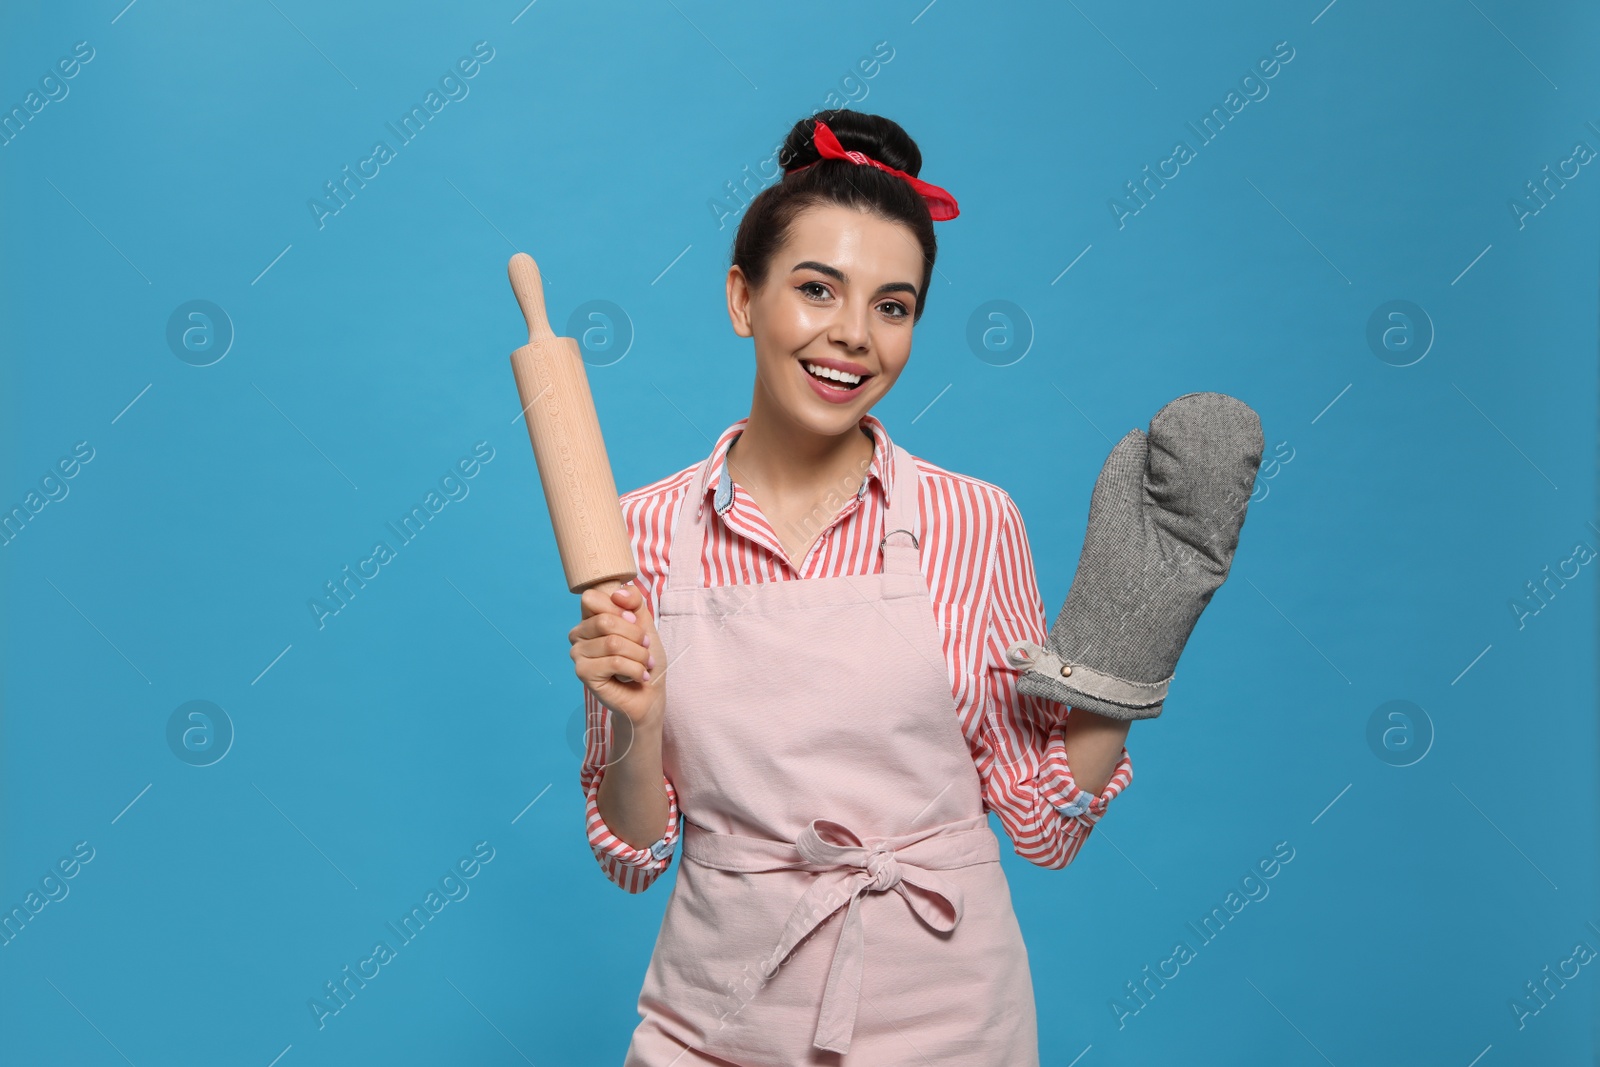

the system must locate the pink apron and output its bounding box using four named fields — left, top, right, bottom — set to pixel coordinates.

left=624, top=440, right=1040, bottom=1066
